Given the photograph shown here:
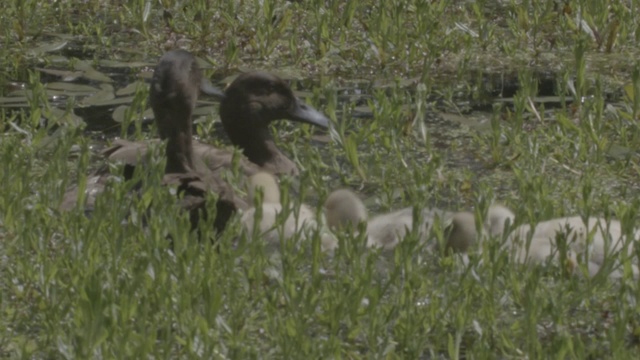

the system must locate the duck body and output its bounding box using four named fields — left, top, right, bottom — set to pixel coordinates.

left=103, top=138, right=262, bottom=177
left=241, top=172, right=337, bottom=252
